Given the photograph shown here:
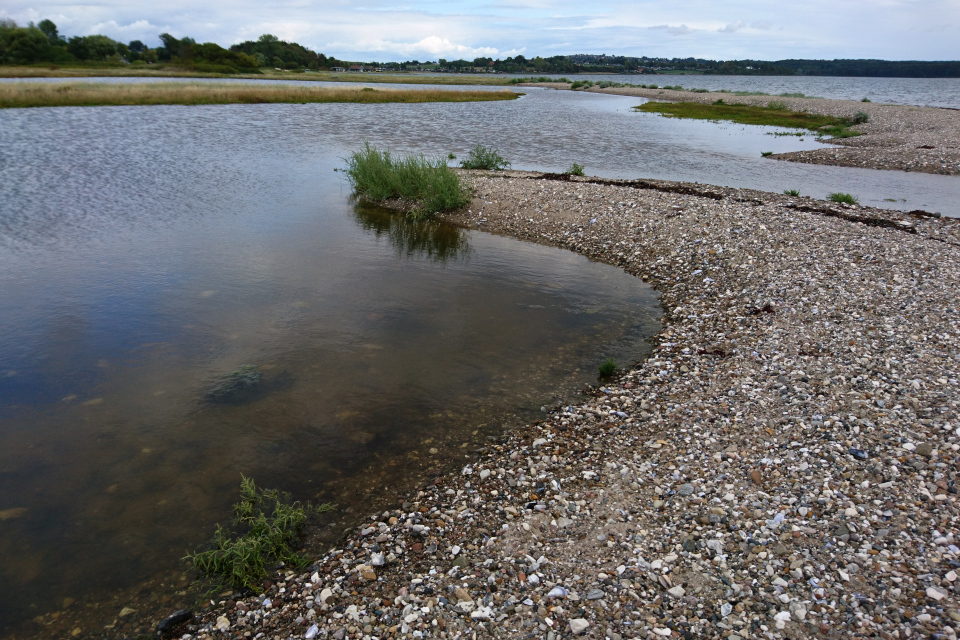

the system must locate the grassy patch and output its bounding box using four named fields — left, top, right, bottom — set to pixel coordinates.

left=783, top=189, right=801, bottom=196
left=633, top=101, right=863, bottom=137
left=761, top=151, right=774, bottom=157
left=345, top=143, right=471, bottom=218
left=0, top=82, right=520, bottom=108
left=459, top=144, right=511, bottom=171
left=187, top=477, right=335, bottom=592
left=828, top=192, right=859, bottom=204
left=598, top=358, right=617, bottom=378
left=565, top=162, right=585, bottom=176
left=507, top=76, right=570, bottom=84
